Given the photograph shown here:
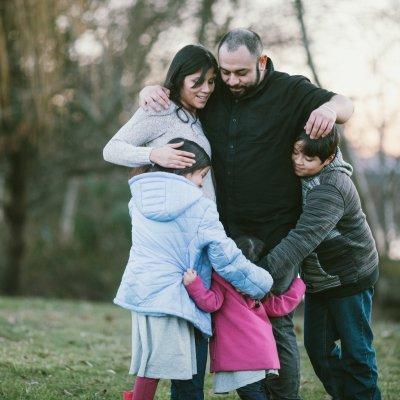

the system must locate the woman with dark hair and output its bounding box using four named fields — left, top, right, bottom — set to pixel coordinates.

left=103, top=47, right=221, bottom=399
left=103, top=44, right=218, bottom=200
